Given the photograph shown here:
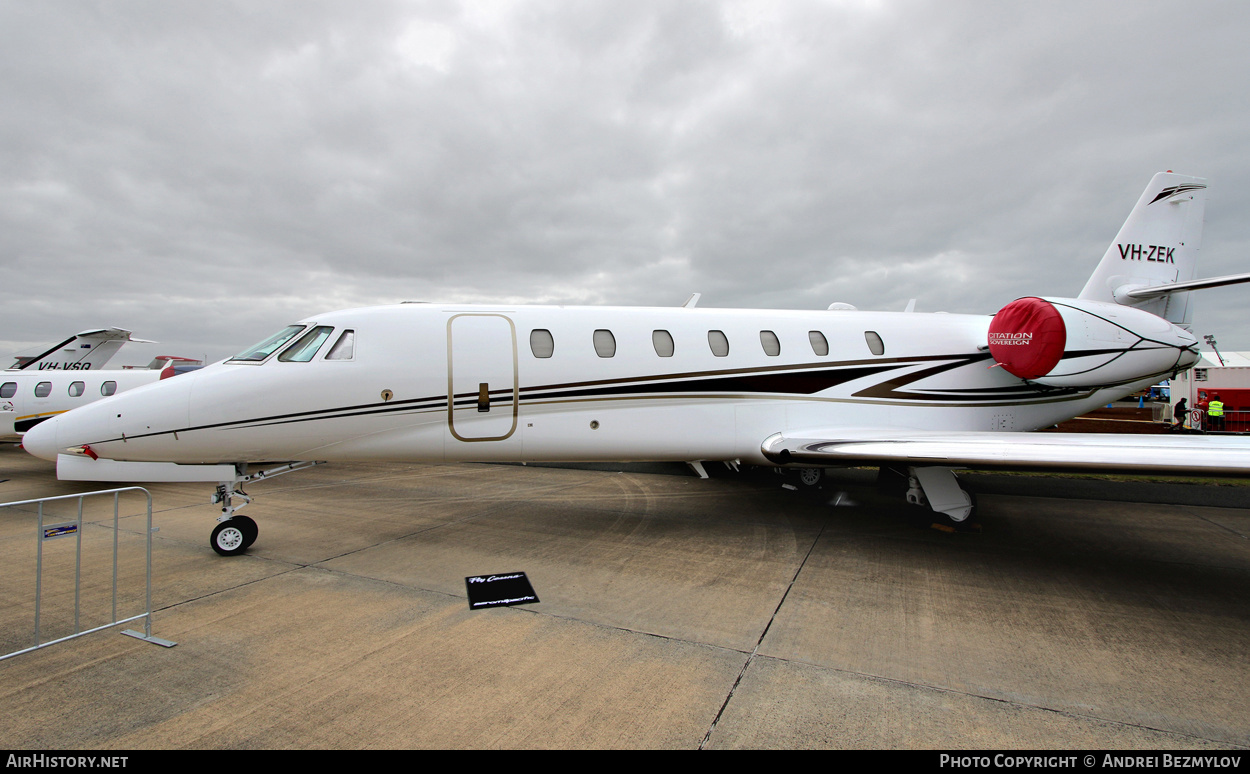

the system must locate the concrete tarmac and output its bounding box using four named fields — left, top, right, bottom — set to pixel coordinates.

left=0, top=444, right=1247, bottom=749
